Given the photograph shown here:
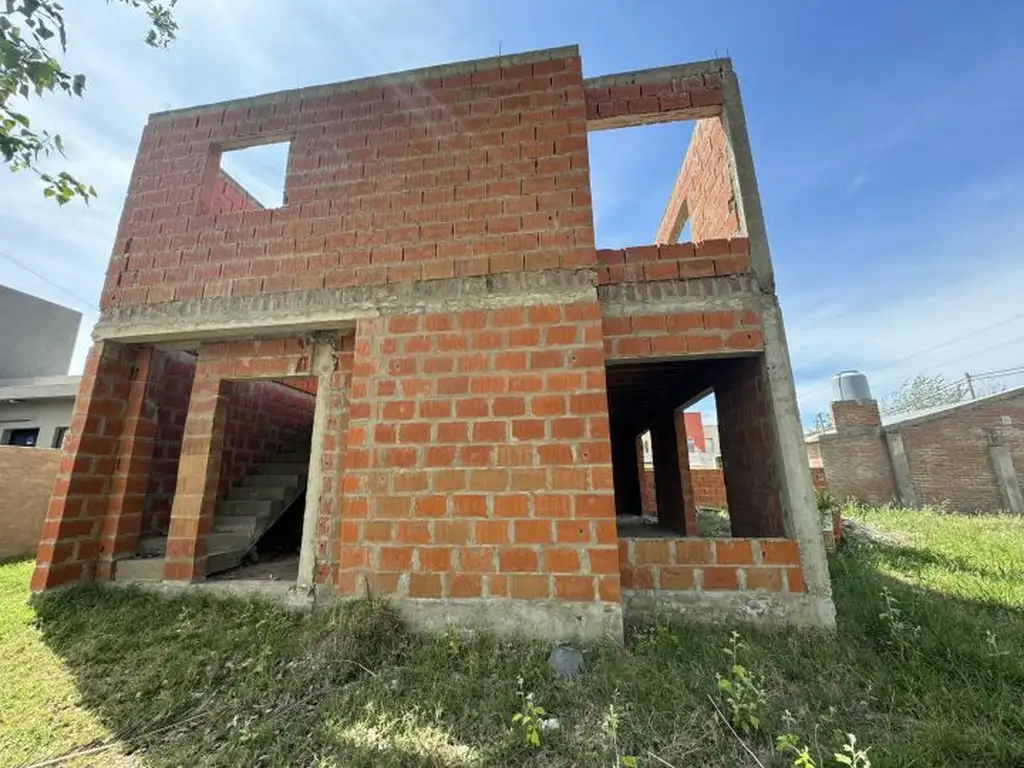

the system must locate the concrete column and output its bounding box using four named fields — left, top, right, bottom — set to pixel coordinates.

left=758, top=296, right=836, bottom=629
left=651, top=409, right=686, bottom=534
left=987, top=429, right=1024, bottom=515
left=884, top=429, right=916, bottom=508
left=97, top=347, right=159, bottom=581
left=163, top=372, right=229, bottom=583
left=298, top=340, right=337, bottom=591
